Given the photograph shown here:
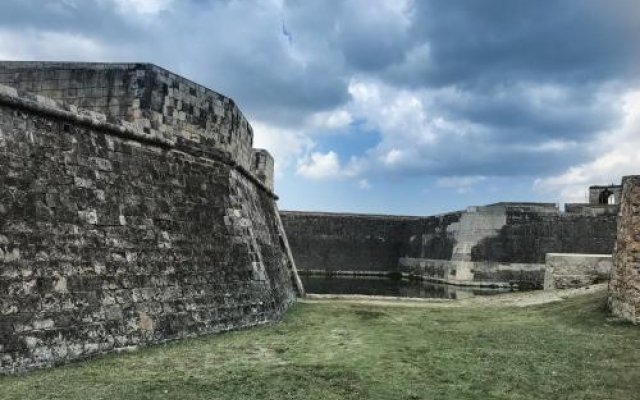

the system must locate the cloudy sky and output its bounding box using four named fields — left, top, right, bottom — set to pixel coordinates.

left=1, top=0, right=639, bottom=215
